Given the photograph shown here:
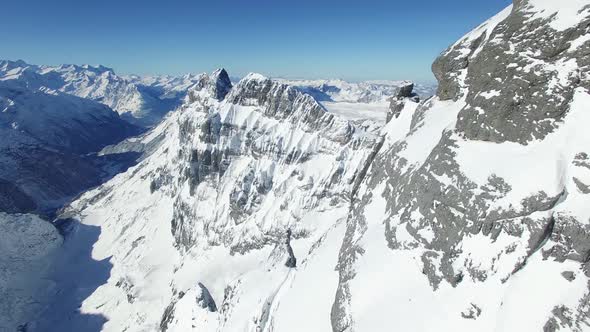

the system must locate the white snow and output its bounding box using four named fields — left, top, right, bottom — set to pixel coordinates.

left=397, top=98, right=465, bottom=170
left=321, top=101, right=389, bottom=123
left=480, top=90, right=501, bottom=99
left=450, top=5, right=513, bottom=58
left=454, top=88, right=590, bottom=214
left=525, top=0, right=590, bottom=31
left=568, top=33, right=590, bottom=51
